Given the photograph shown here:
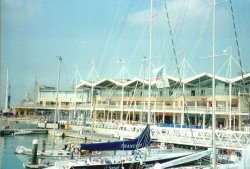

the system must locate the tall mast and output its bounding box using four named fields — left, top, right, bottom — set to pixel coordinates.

left=70, top=65, right=82, bottom=120
left=117, top=59, right=125, bottom=122
left=212, top=0, right=216, bottom=167
left=74, top=66, right=78, bottom=121
left=53, top=56, right=62, bottom=148
left=147, top=0, right=153, bottom=124
left=229, top=49, right=232, bottom=130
